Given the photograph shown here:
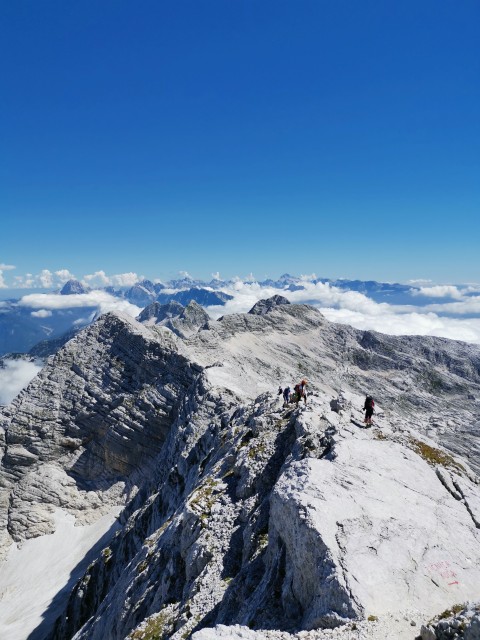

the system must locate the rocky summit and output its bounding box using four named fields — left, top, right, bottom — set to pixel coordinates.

left=0, top=299, right=479, bottom=640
